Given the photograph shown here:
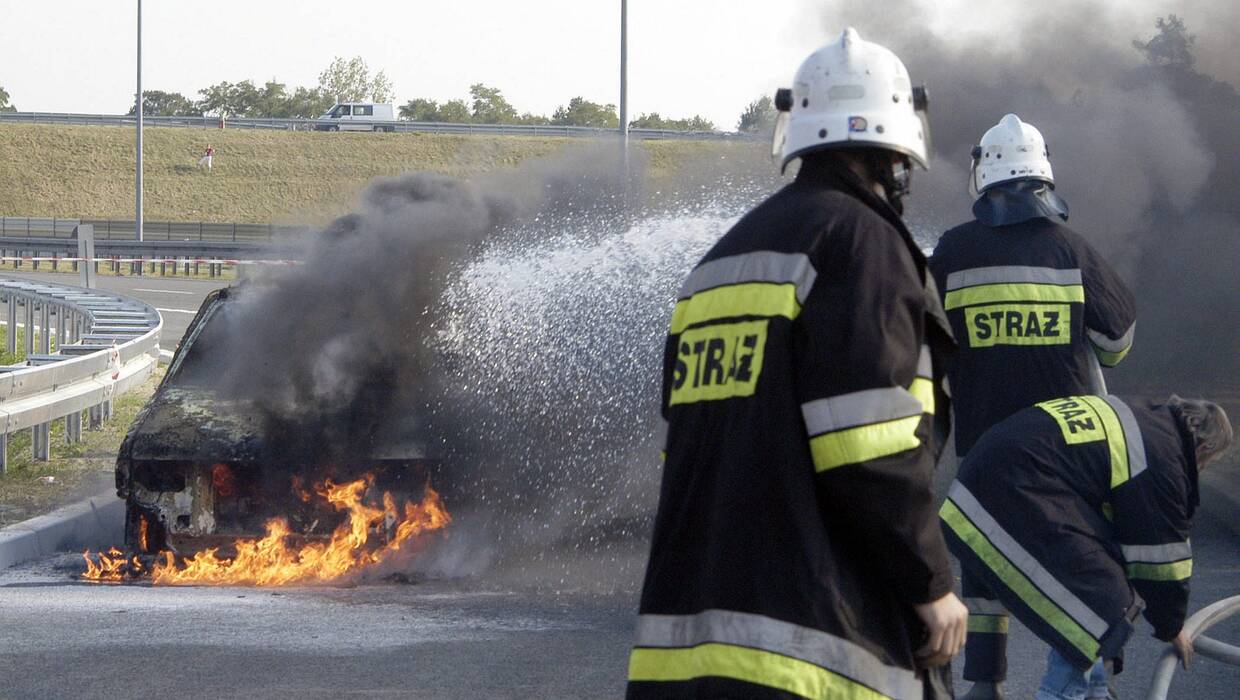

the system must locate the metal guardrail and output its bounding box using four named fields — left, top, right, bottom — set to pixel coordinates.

left=0, top=277, right=161, bottom=471
left=0, top=217, right=302, bottom=243
left=0, top=111, right=760, bottom=141
left=1147, top=594, right=1240, bottom=699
